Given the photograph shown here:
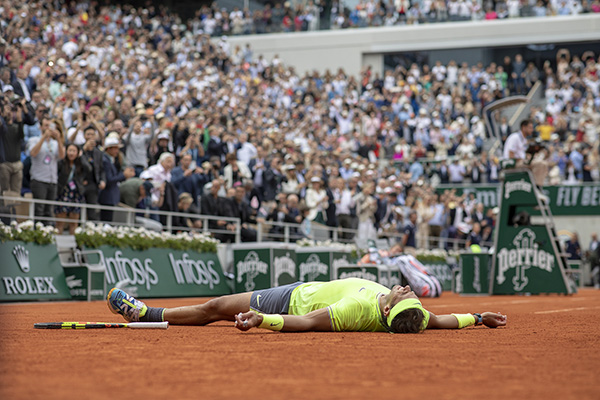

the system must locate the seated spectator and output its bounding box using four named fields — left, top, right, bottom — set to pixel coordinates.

left=55, top=144, right=91, bottom=234
left=173, top=192, right=203, bottom=232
